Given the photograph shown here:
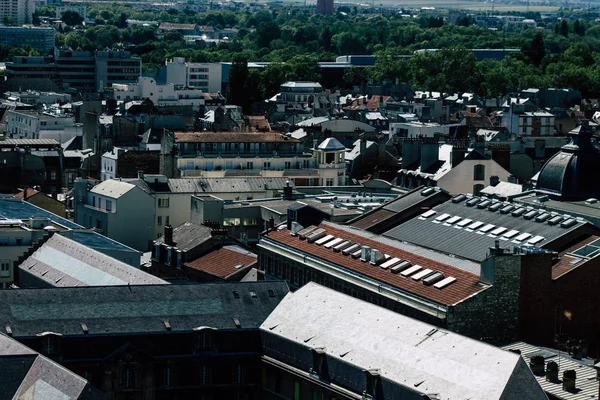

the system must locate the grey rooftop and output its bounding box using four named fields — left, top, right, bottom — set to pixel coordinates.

left=0, top=281, right=289, bottom=338
left=261, top=283, right=547, bottom=400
